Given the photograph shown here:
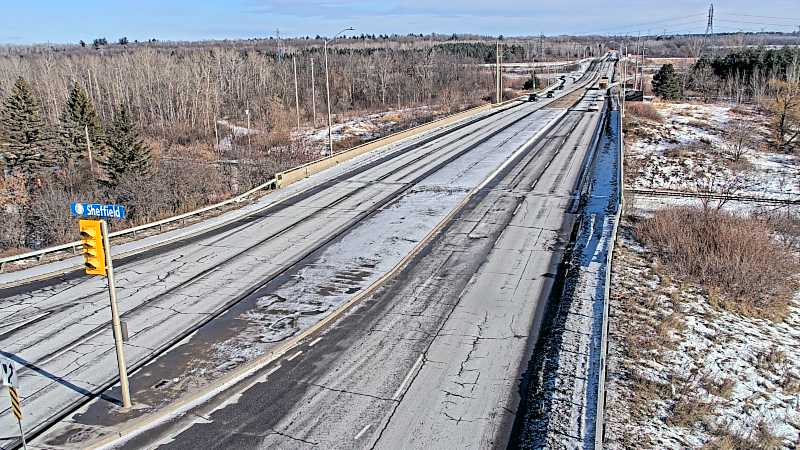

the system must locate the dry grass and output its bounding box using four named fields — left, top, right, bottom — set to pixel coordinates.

left=780, top=373, right=800, bottom=395
left=703, top=422, right=784, bottom=450
left=636, top=207, right=798, bottom=320
left=626, top=102, right=663, bottom=123
left=667, top=393, right=714, bottom=427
